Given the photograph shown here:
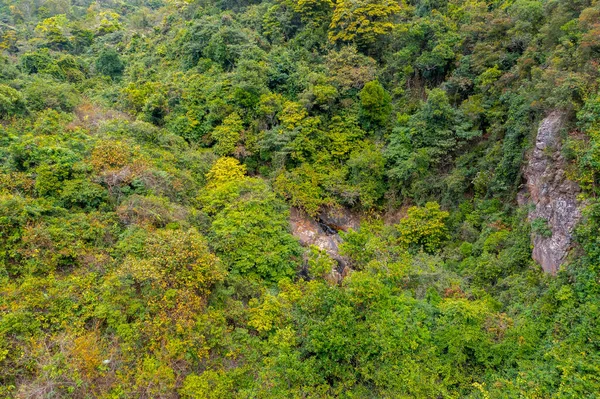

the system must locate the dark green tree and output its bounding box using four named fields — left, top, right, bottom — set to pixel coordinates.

left=95, top=48, right=125, bottom=79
